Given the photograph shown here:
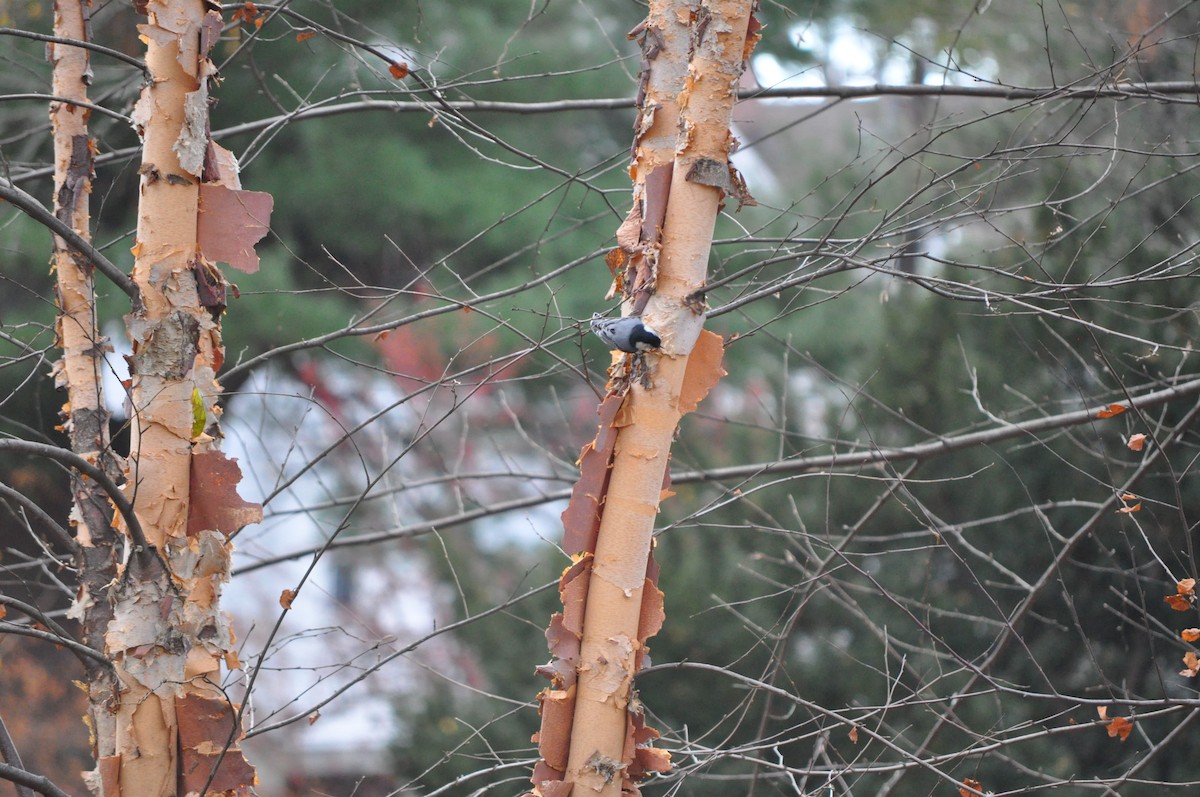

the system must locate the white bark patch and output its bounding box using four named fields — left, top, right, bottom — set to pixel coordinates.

left=584, top=633, right=635, bottom=706
left=106, top=584, right=173, bottom=652
left=173, top=84, right=209, bottom=176
left=576, top=751, right=626, bottom=793
left=122, top=644, right=188, bottom=692
left=131, top=86, right=155, bottom=139
left=635, top=102, right=659, bottom=139
left=133, top=310, right=200, bottom=380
